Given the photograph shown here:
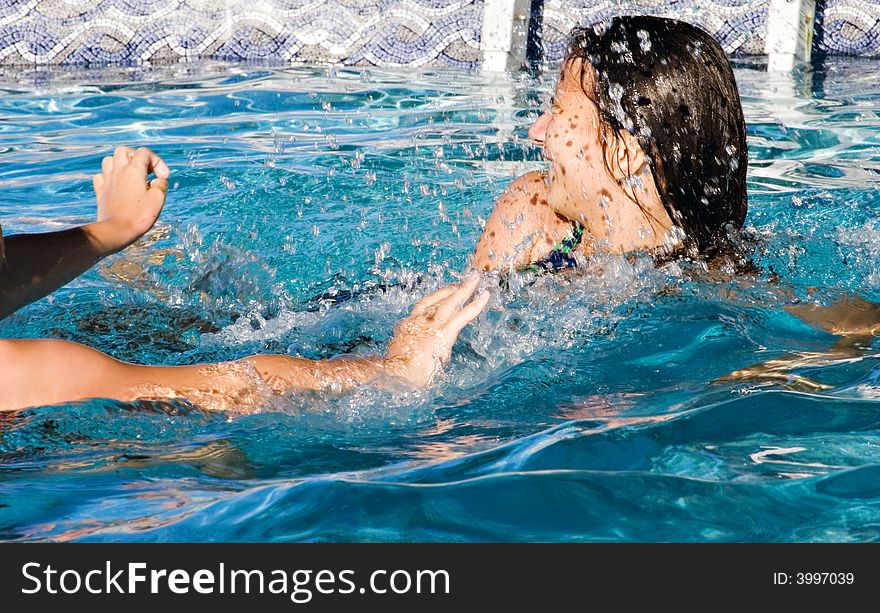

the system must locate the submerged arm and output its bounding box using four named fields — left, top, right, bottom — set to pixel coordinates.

left=784, top=295, right=880, bottom=337
left=0, top=275, right=489, bottom=412
left=716, top=294, right=880, bottom=390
